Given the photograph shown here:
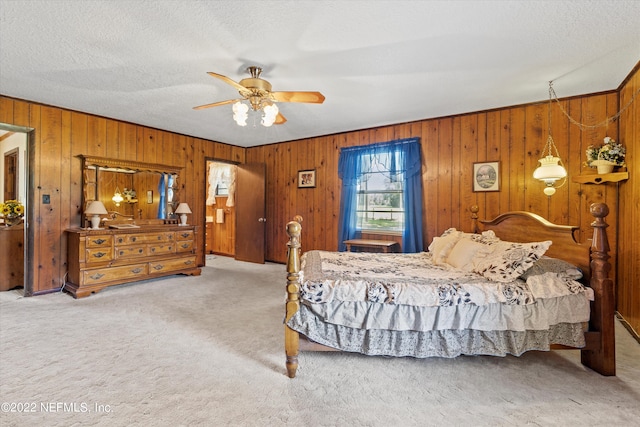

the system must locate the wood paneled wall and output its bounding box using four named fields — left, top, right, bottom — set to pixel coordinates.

left=206, top=196, right=236, bottom=256
left=0, top=95, right=244, bottom=295
left=618, top=64, right=640, bottom=338
left=247, top=92, right=622, bottom=266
